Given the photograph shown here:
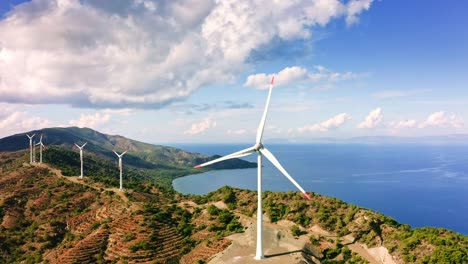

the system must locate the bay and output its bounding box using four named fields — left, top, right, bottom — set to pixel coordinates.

left=171, top=143, right=468, bottom=235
